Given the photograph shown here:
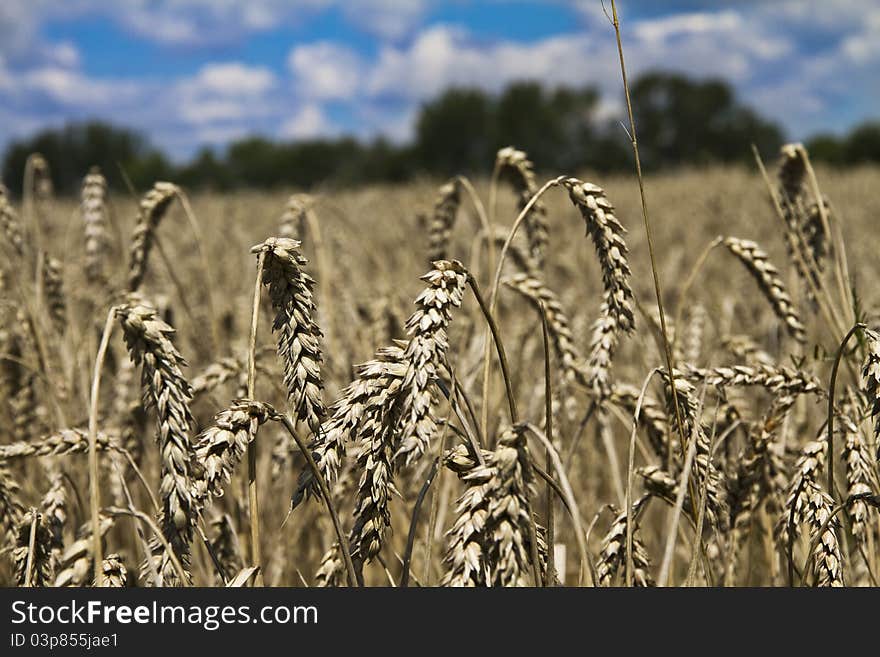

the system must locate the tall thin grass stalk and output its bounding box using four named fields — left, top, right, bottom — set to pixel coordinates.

left=826, top=323, right=865, bottom=499
left=538, top=303, right=556, bottom=585
left=87, top=307, right=118, bottom=586
left=609, top=0, right=688, bottom=463
left=245, top=251, right=265, bottom=582
left=524, top=424, right=593, bottom=586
